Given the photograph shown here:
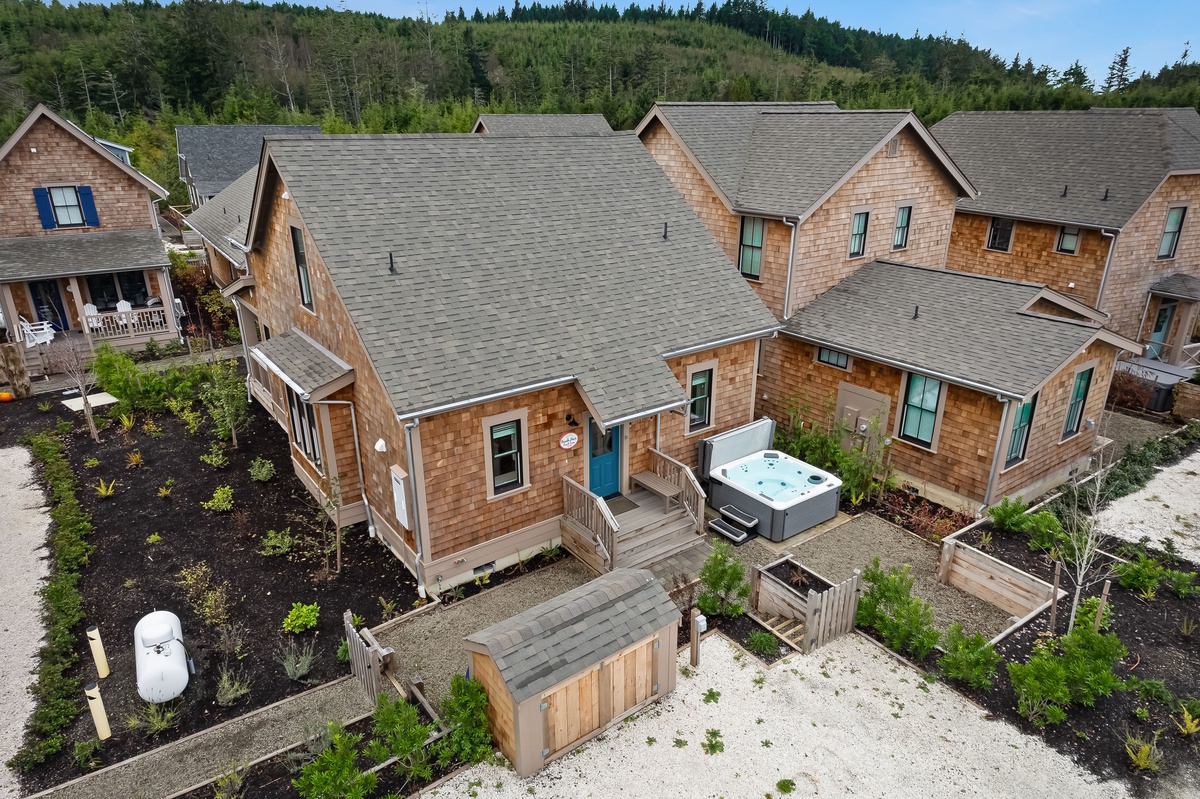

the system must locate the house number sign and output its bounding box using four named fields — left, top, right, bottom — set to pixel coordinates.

left=559, top=432, right=579, bottom=450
